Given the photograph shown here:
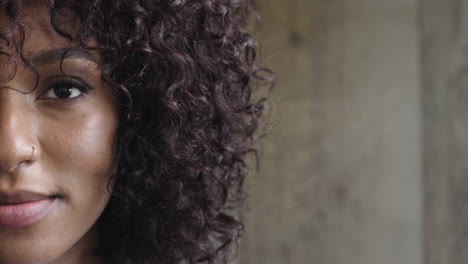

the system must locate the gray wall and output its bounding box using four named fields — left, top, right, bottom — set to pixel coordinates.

left=241, top=1, right=468, bottom=264
left=422, top=1, right=468, bottom=263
